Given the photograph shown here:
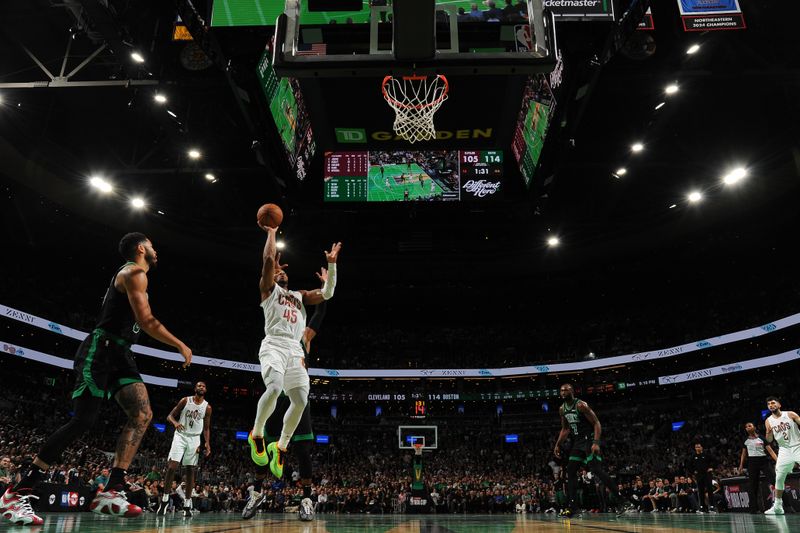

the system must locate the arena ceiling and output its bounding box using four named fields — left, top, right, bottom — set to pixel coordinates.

left=1, top=0, right=799, bottom=284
